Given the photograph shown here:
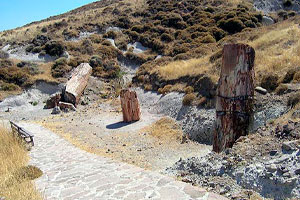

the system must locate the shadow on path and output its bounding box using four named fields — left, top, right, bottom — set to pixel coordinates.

left=106, top=121, right=136, bottom=129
